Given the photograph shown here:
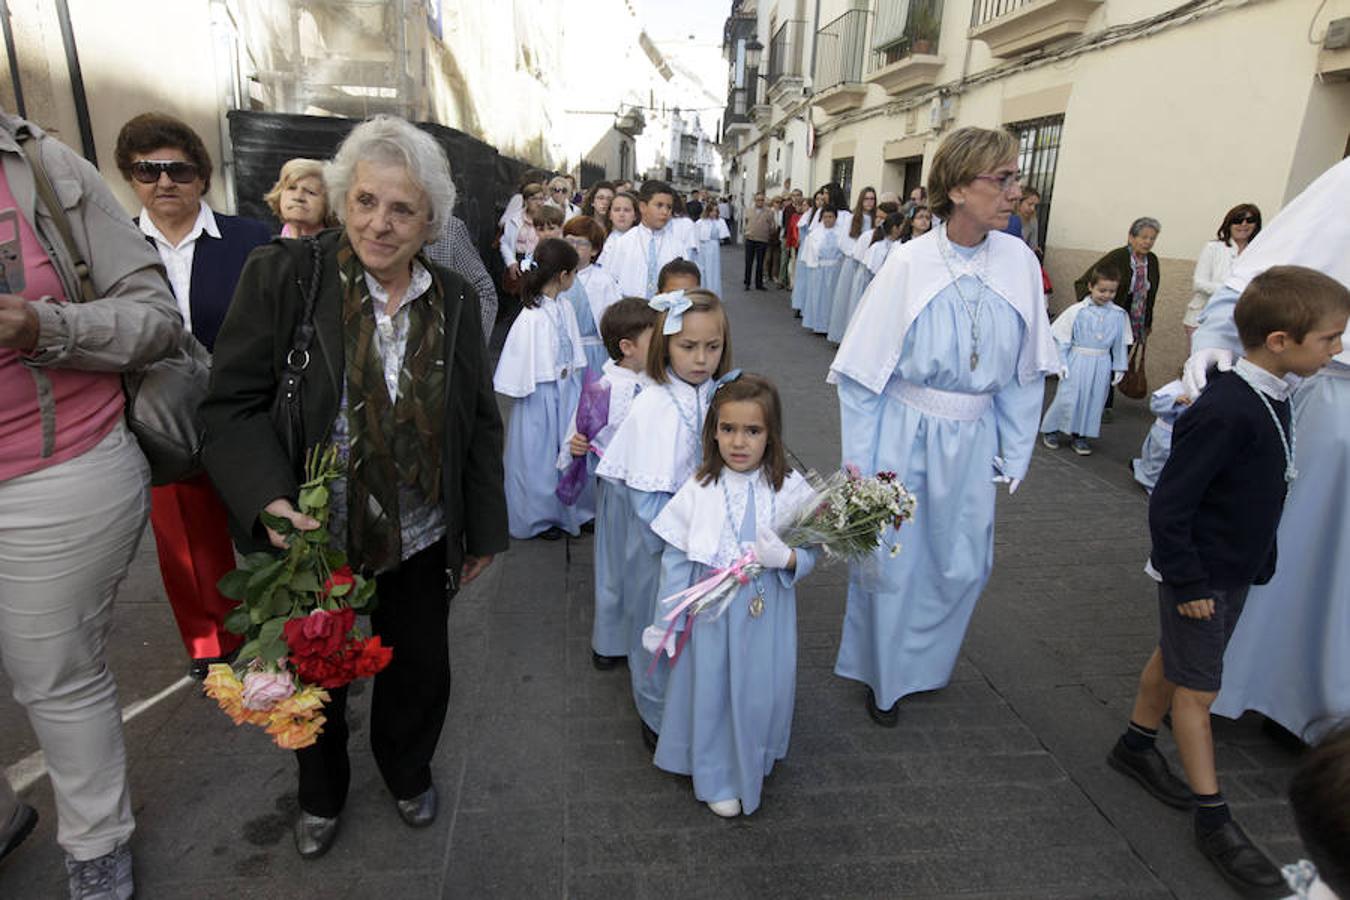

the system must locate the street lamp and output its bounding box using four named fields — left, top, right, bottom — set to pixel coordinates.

left=744, top=38, right=763, bottom=71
